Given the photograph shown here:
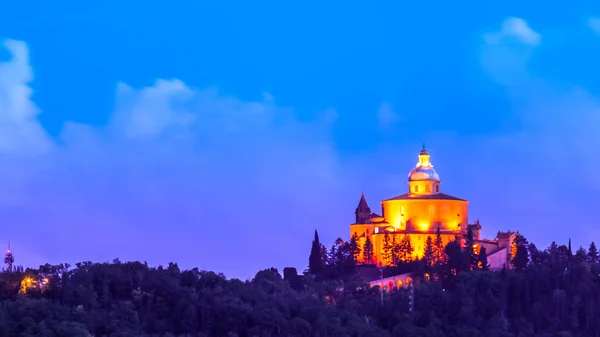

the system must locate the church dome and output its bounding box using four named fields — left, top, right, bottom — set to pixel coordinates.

left=408, top=166, right=440, bottom=182
left=407, top=147, right=440, bottom=182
